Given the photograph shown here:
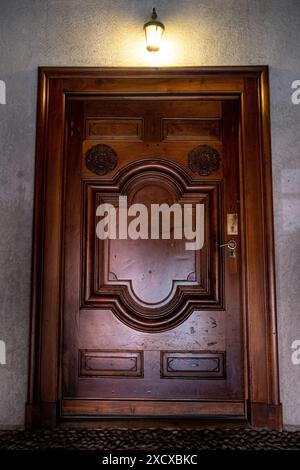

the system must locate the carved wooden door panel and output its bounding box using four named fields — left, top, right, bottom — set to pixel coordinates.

left=62, top=97, right=244, bottom=418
